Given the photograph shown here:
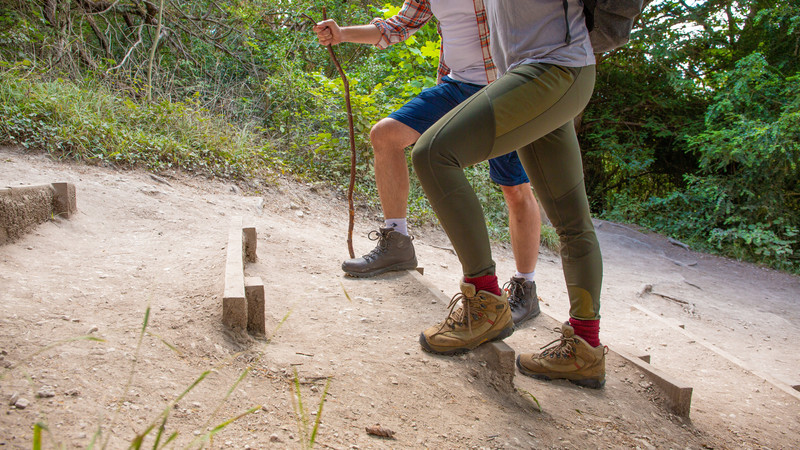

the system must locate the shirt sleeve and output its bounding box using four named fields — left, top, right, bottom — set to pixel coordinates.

left=370, top=0, right=433, bottom=49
